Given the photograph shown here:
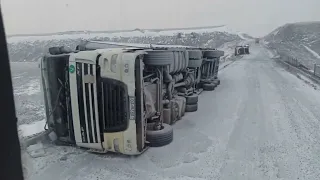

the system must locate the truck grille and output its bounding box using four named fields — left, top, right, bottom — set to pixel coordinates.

left=99, top=78, right=129, bottom=132
left=76, top=62, right=101, bottom=143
